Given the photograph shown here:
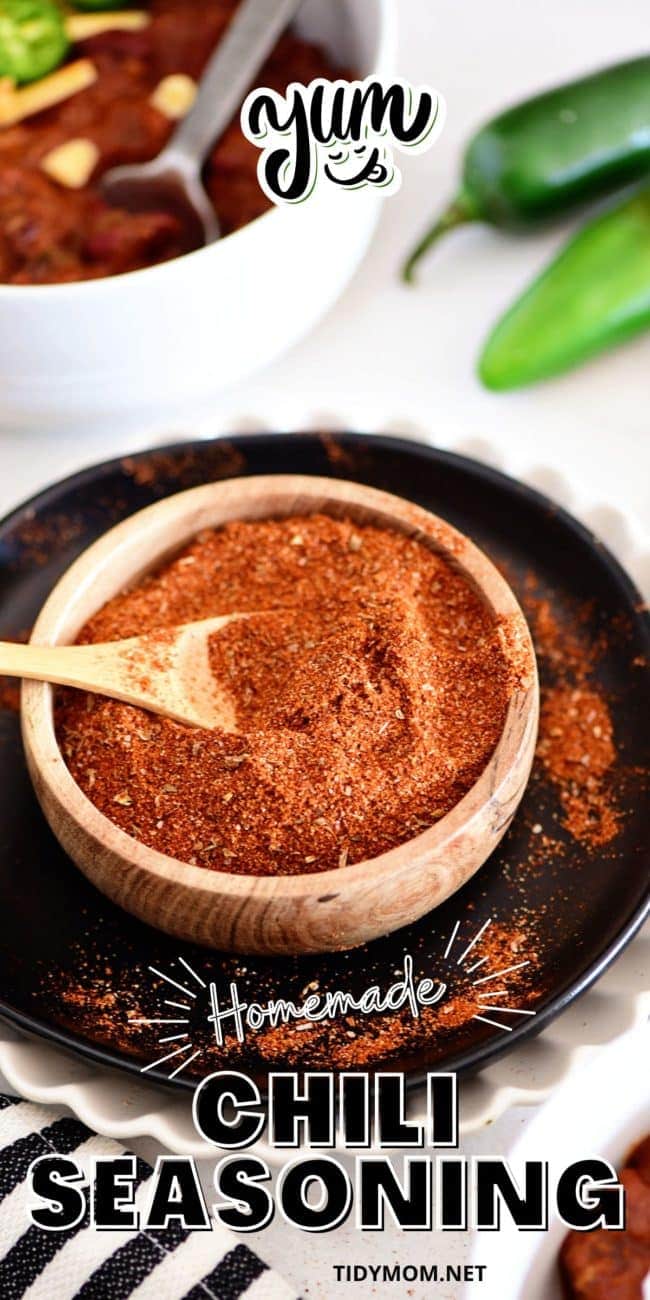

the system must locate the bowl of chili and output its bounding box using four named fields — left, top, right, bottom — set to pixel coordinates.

left=0, top=0, right=395, bottom=431
left=20, top=473, right=539, bottom=955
